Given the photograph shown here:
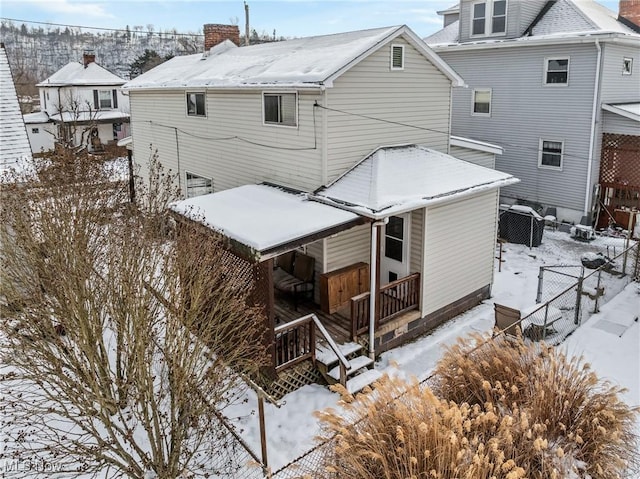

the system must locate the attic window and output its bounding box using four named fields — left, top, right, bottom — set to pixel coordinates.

left=263, top=92, right=297, bottom=127
left=622, top=57, right=633, bottom=75
left=471, top=0, right=506, bottom=36
left=186, top=92, right=206, bottom=117
left=391, top=45, right=404, bottom=70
